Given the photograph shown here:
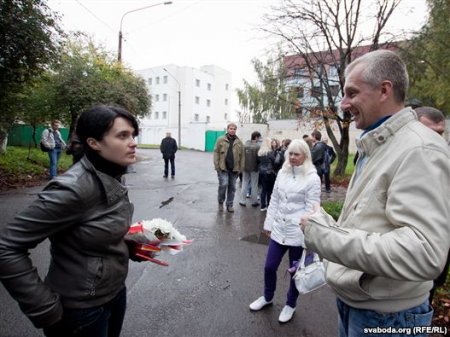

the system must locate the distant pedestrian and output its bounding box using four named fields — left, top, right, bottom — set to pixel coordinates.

left=322, top=137, right=336, bottom=192
left=303, top=134, right=313, bottom=149
left=65, top=131, right=84, bottom=165
left=160, top=131, right=178, bottom=178
left=257, top=138, right=277, bottom=212
left=310, top=130, right=330, bottom=192
left=40, top=120, right=66, bottom=179
left=213, top=123, right=245, bottom=213
left=415, top=106, right=450, bottom=305
left=239, top=131, right=261, bottom=207
left=275, top=138, right=291, bottom=172
left=249, top=139, right=321, bottom=323
left=0, top=105, right=139, bottom=337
